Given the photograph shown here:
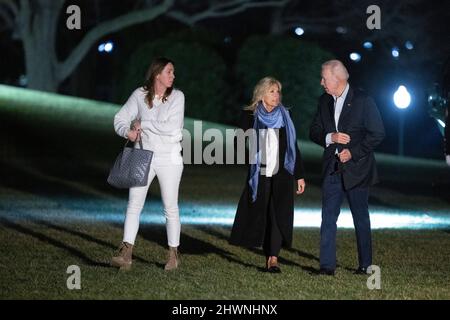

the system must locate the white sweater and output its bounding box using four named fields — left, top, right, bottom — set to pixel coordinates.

left=114, top=87, right=185, bottom=154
